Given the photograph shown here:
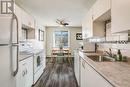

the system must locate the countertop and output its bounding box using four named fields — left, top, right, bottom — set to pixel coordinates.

left=80, top=51, right=130, bottom=87
left=18, top=49, right=43, bottom=61
left=18, top=53, right=33, bottom=61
